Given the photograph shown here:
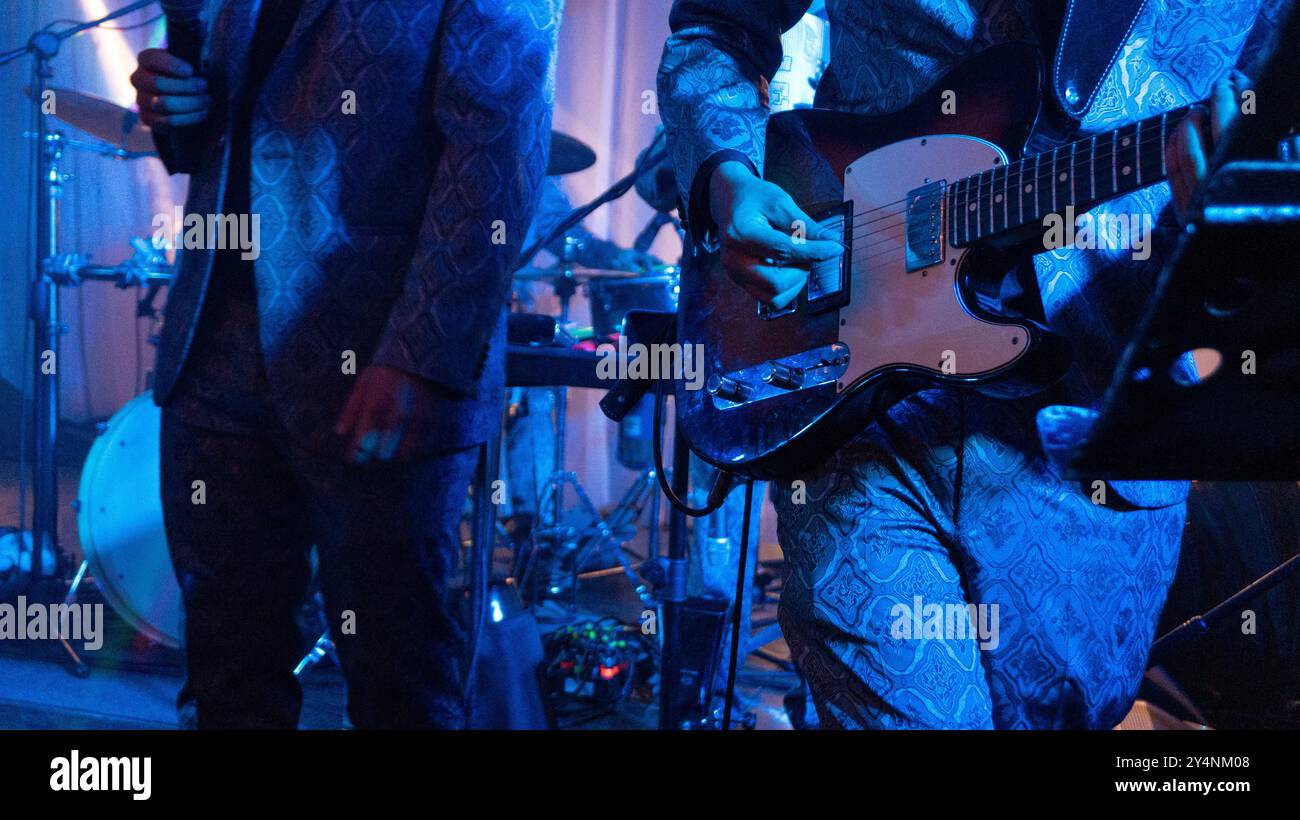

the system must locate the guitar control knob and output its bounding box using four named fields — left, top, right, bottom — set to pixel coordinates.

left=706, top=374, right=753, bottom=402
left=761, top=361, right=803, bottom=390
